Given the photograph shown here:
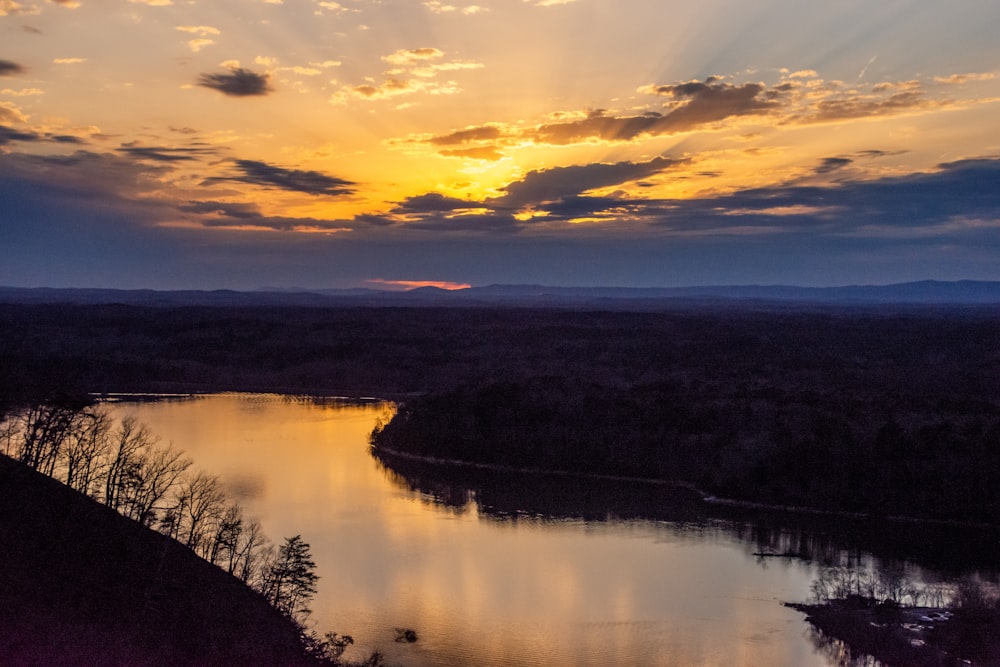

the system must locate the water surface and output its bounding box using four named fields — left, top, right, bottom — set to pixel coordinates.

left=113, top=393, right=966, bottom=666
